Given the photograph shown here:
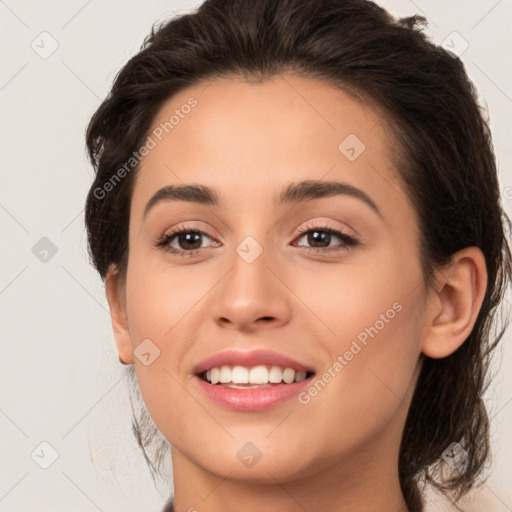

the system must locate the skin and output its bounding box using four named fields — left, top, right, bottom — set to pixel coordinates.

left=105, top=73, right=487, bottom=512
